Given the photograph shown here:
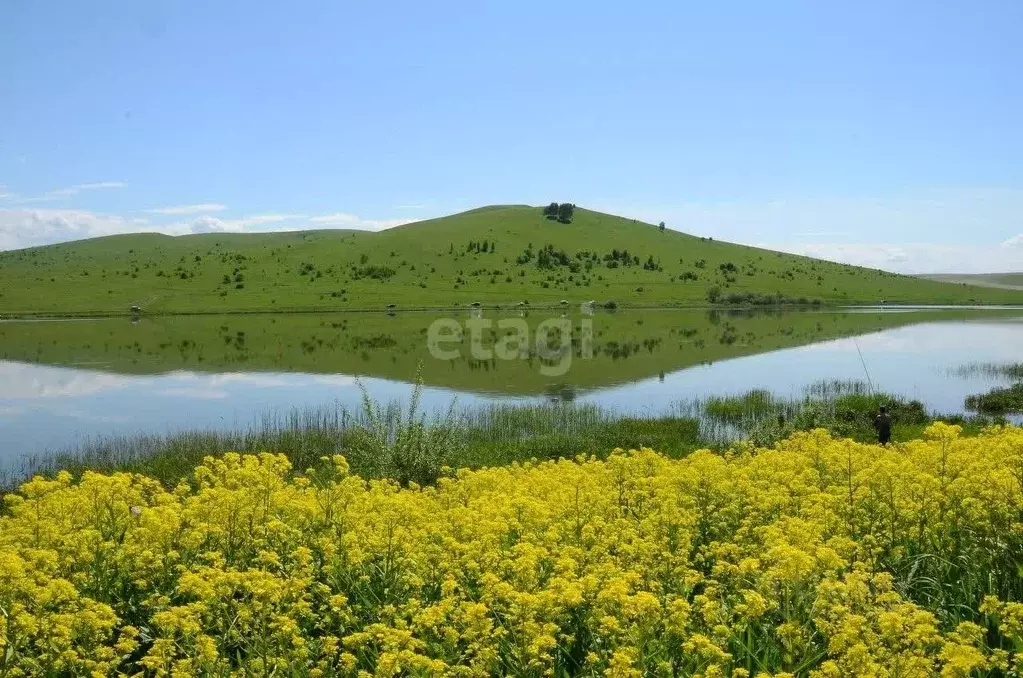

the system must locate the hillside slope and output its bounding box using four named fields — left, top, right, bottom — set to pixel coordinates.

left=1, top=206, right=1021, bottom=315
left=919, top=273, right=1023, bottom=291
